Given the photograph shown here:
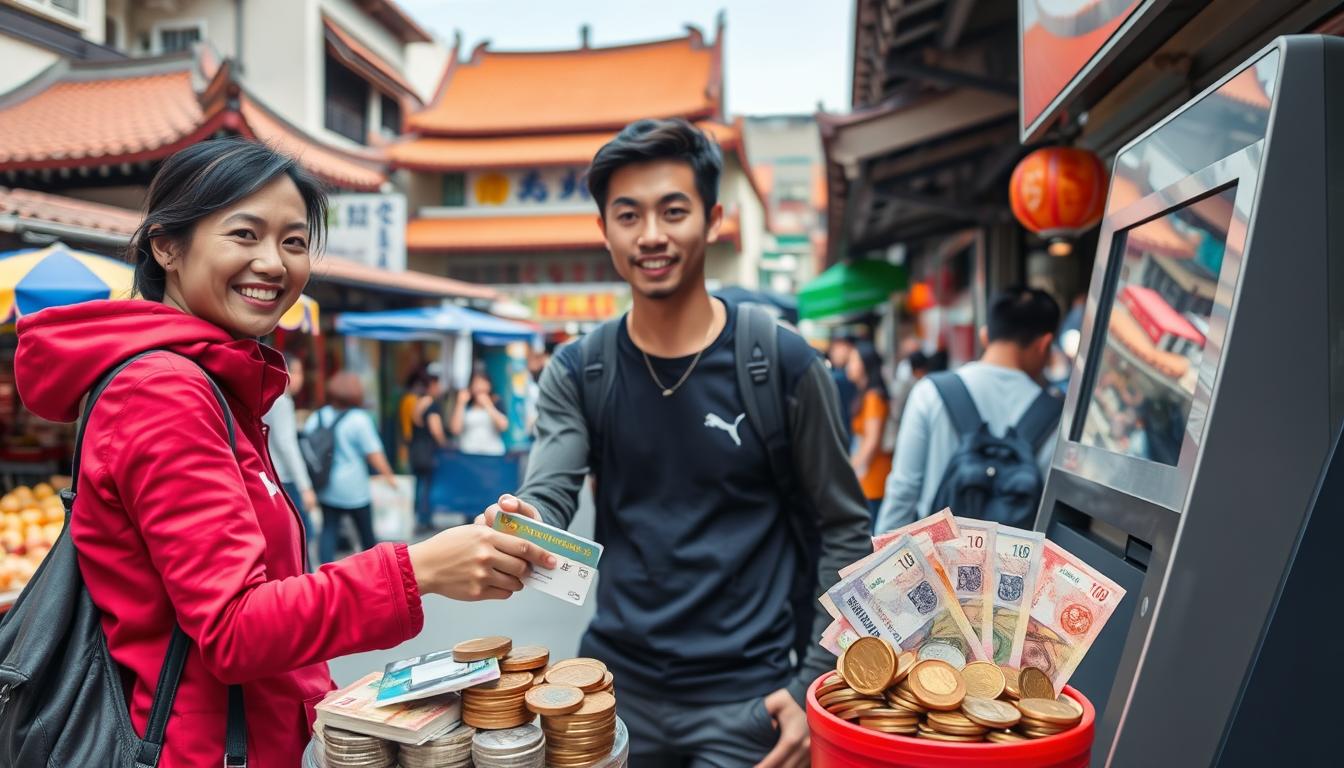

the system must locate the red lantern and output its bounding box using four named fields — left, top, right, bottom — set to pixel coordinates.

left=1009, top=147, right=1108, bottom=239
